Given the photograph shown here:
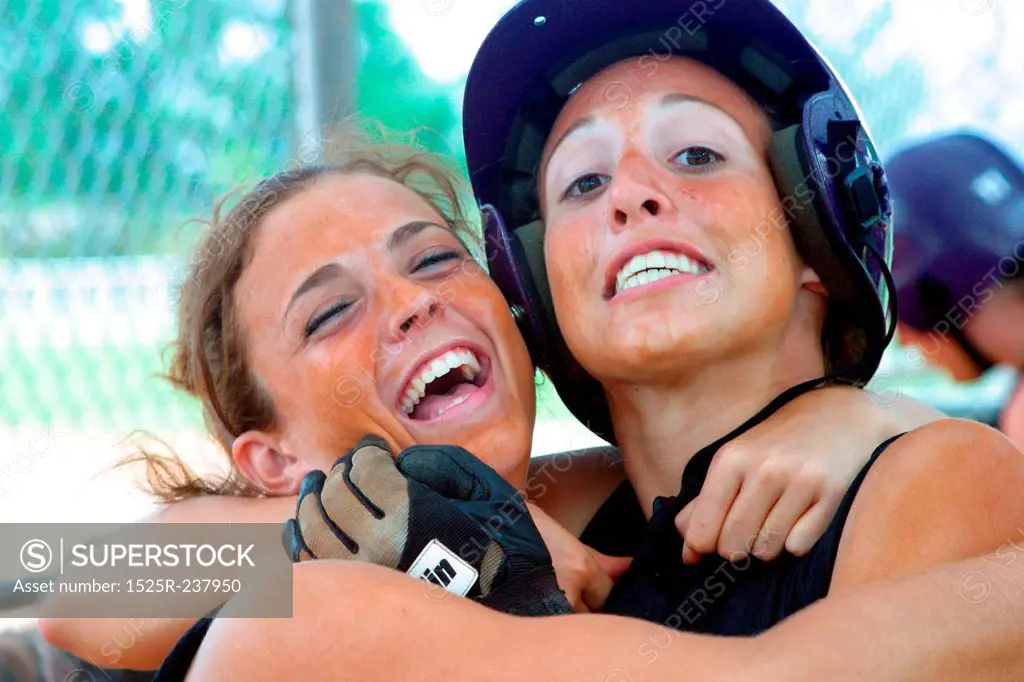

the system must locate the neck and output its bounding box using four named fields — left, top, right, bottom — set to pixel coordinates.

left=606, top=337, right=825, bottom=517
